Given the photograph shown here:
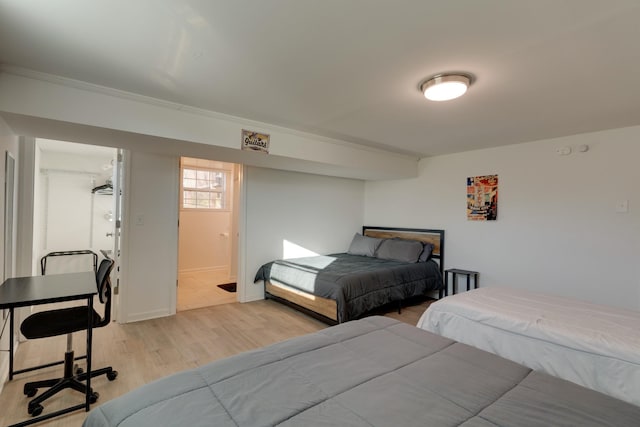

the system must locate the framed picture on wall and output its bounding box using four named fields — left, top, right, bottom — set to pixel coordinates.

left=241, top=129, right=270, bottom=154
left=467, top=174, right=498, bottom=221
